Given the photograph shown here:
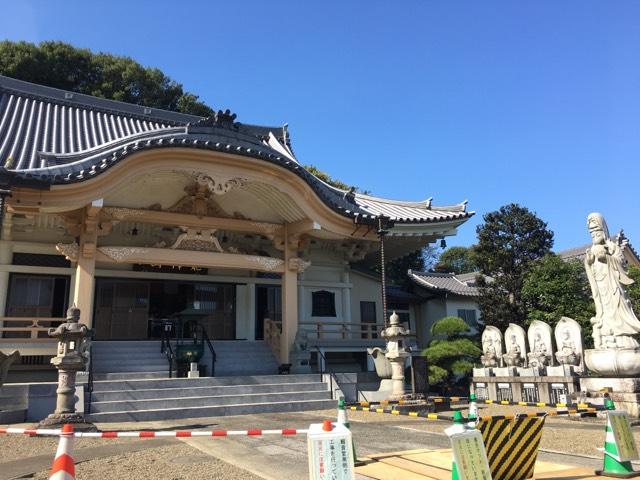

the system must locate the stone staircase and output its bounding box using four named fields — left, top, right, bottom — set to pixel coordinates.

left=91, top=340, right=281, bottom=380
left=86, top=374, right=334, bottom=422
left=87, top=341, right=334, bottom=422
